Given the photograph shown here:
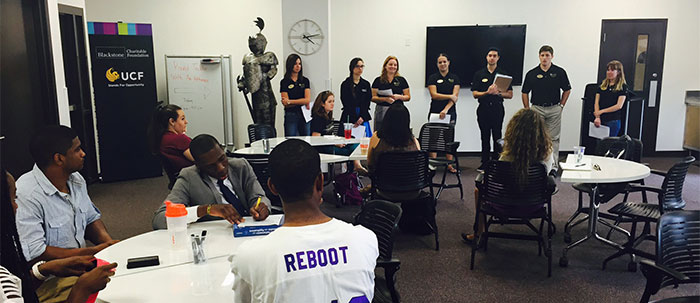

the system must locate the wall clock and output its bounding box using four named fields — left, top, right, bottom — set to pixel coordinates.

left=288, top=19, right=324, bottom=55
